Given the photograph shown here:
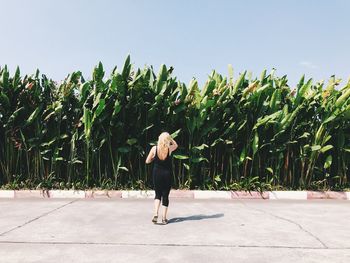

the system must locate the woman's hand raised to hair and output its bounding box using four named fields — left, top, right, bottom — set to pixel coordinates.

left=169, top=138, right=178, bottom=153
